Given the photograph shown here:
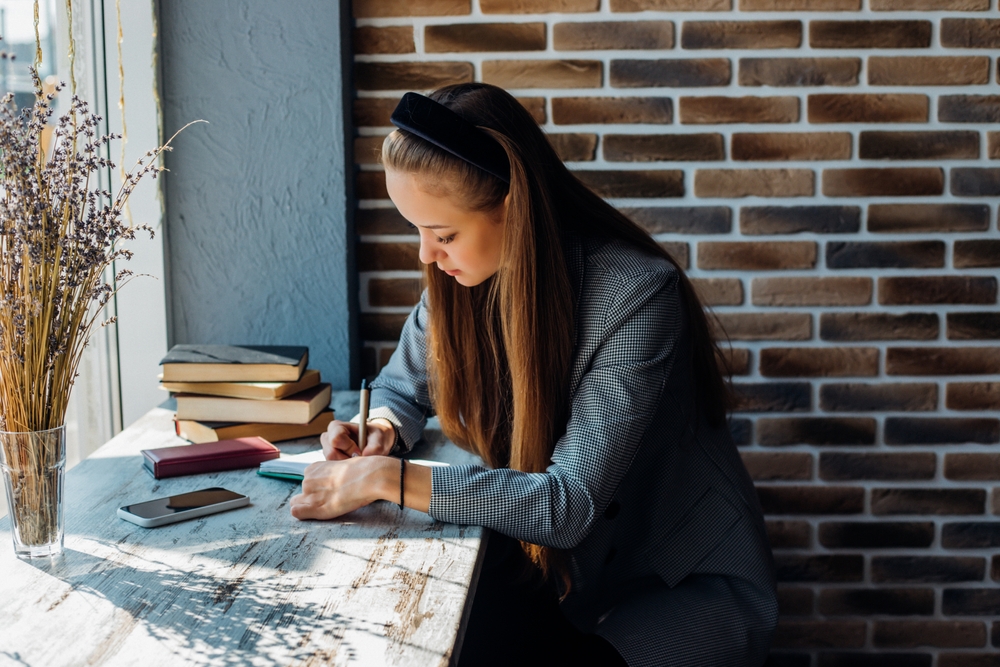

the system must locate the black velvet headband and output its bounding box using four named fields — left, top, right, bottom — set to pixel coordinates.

left=389, top=92, right=511, bottom=184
